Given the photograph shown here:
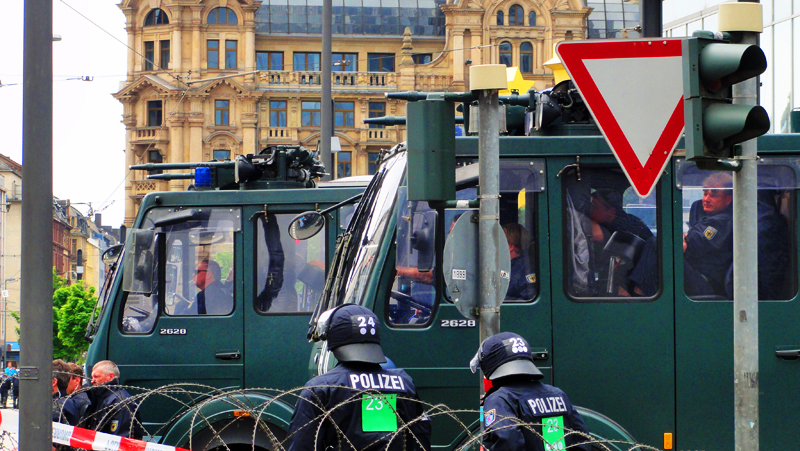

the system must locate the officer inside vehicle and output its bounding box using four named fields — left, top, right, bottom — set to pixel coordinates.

left=194, top=258, right=233, bottom=315
left=683, top=173, right=734, bottom=297
left=287, top=304, right=431, bottom=451
left=471, top=332, right=590, bottom=451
